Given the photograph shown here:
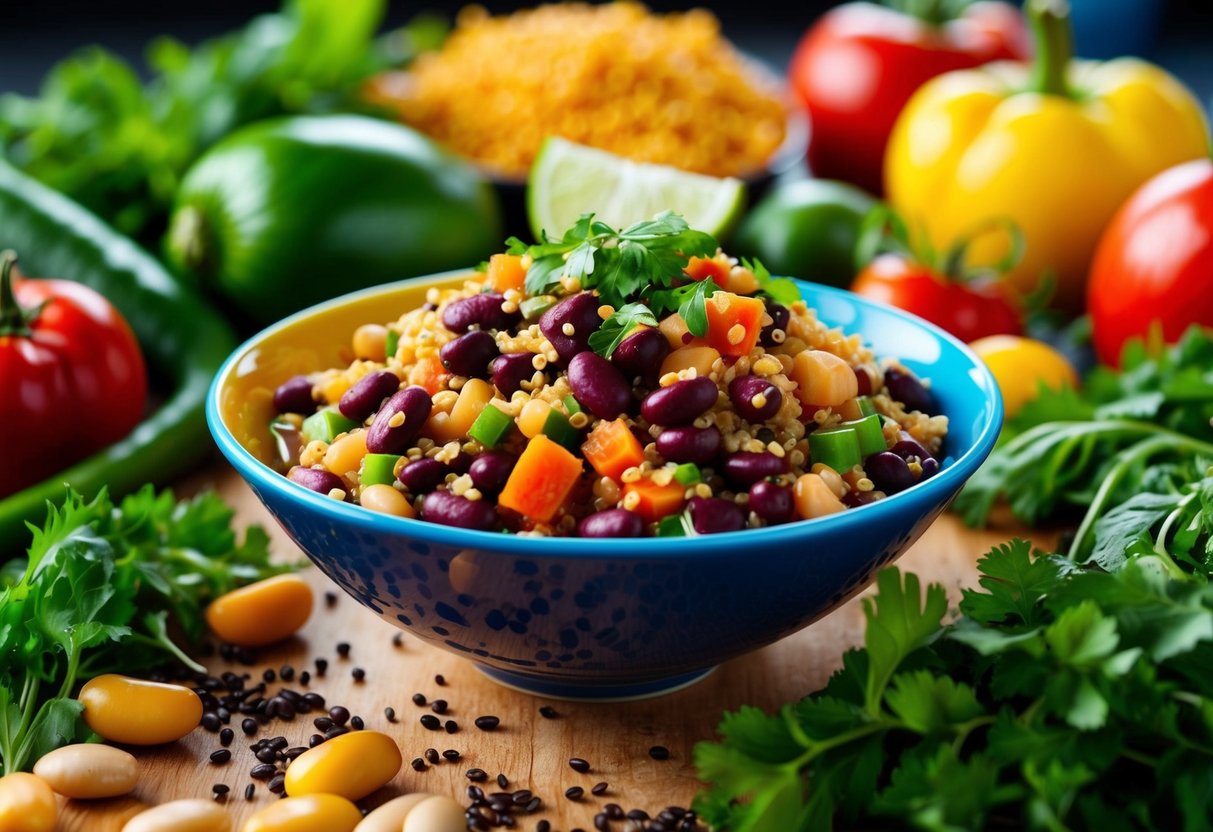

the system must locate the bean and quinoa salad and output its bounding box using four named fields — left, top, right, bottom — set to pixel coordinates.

left=269, top=212, right=947, bottom=537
